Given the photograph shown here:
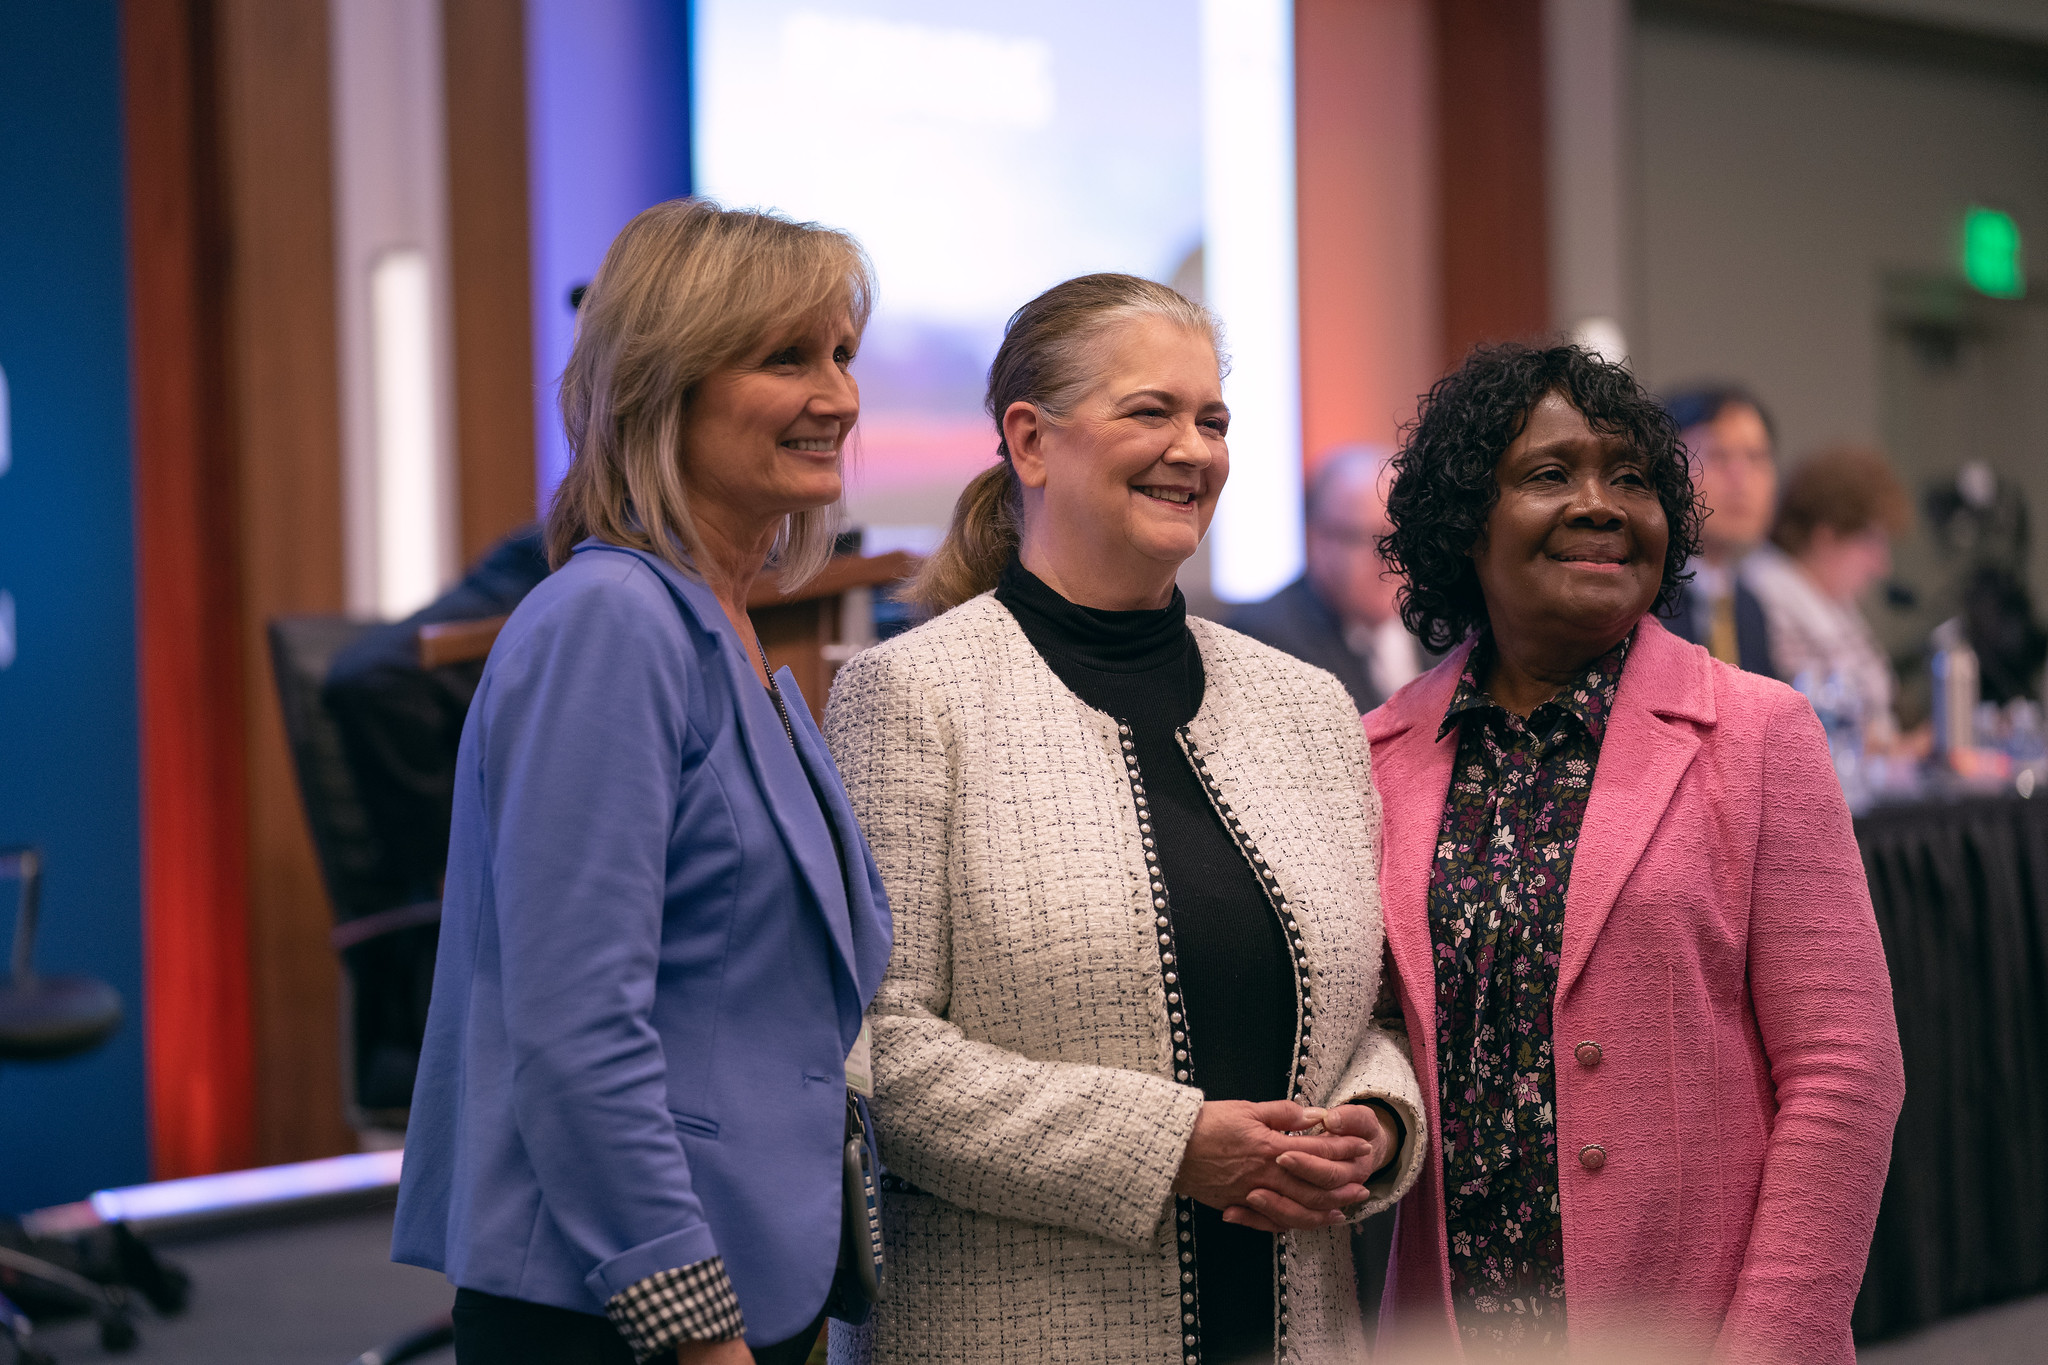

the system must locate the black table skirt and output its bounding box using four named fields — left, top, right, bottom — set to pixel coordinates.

left=1852, top=793, right=2048, bottom=1343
